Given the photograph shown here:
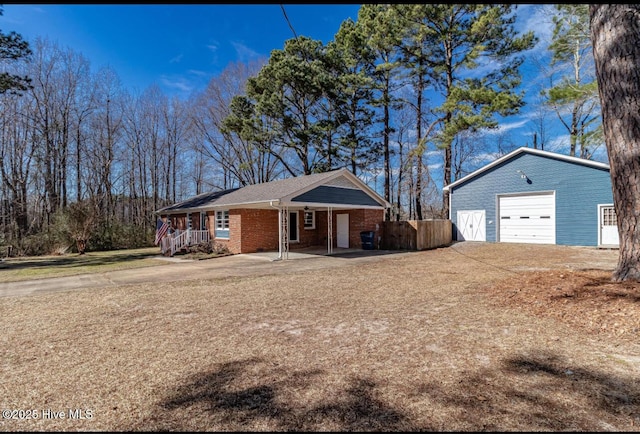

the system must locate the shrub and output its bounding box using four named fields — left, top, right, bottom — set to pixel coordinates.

left=212, top=241, right=231, bottom=255
left=185, top=240, right=230, bottom=256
